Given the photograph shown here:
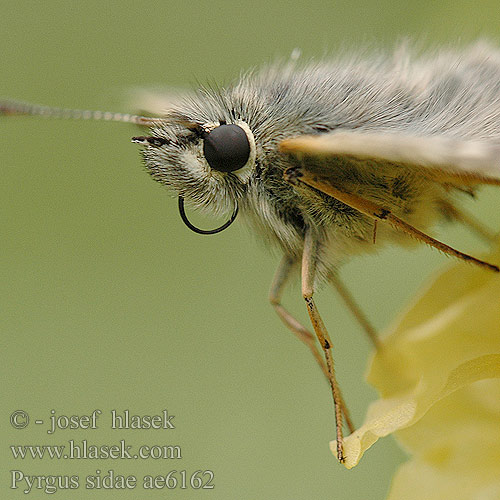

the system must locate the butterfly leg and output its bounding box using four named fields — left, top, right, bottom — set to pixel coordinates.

left=269, top=256, right=355, bottom=434
left=328, top=272, right=381, bottom=349
left=438, top=199, right=498, bottom=243
left=270, top=255, right=328, bottom=377
left=302, top=228, right=346, bottom=462
left=284, top=166, right=499, bottom=273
